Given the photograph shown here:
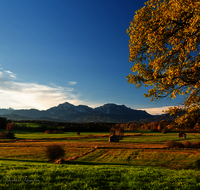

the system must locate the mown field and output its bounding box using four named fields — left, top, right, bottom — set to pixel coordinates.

left=1, top=124, right=200, bottom=189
